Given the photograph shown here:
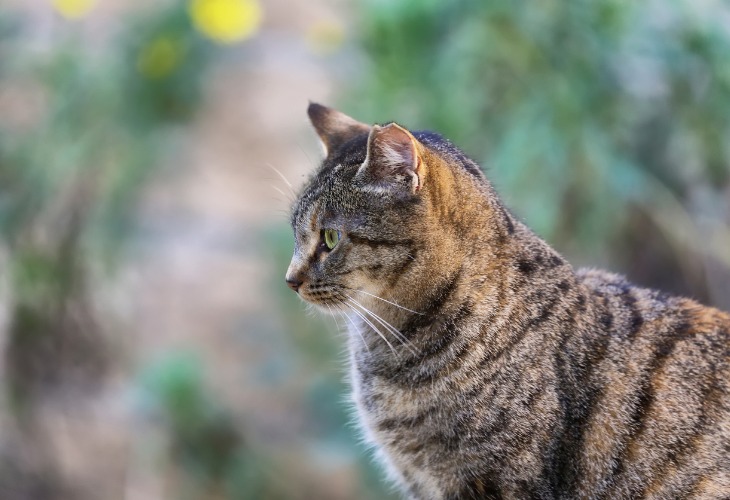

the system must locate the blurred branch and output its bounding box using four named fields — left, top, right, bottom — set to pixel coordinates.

left=633, top=167, right=730, bottom=276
